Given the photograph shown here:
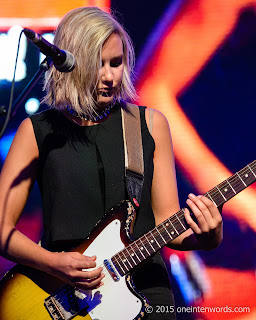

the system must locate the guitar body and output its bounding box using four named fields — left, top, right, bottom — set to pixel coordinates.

left=0, top=201, right=147, bottom=320
left=2, top=160, right=255, bottom=319
left=0, top=265, right=79, bottom=320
